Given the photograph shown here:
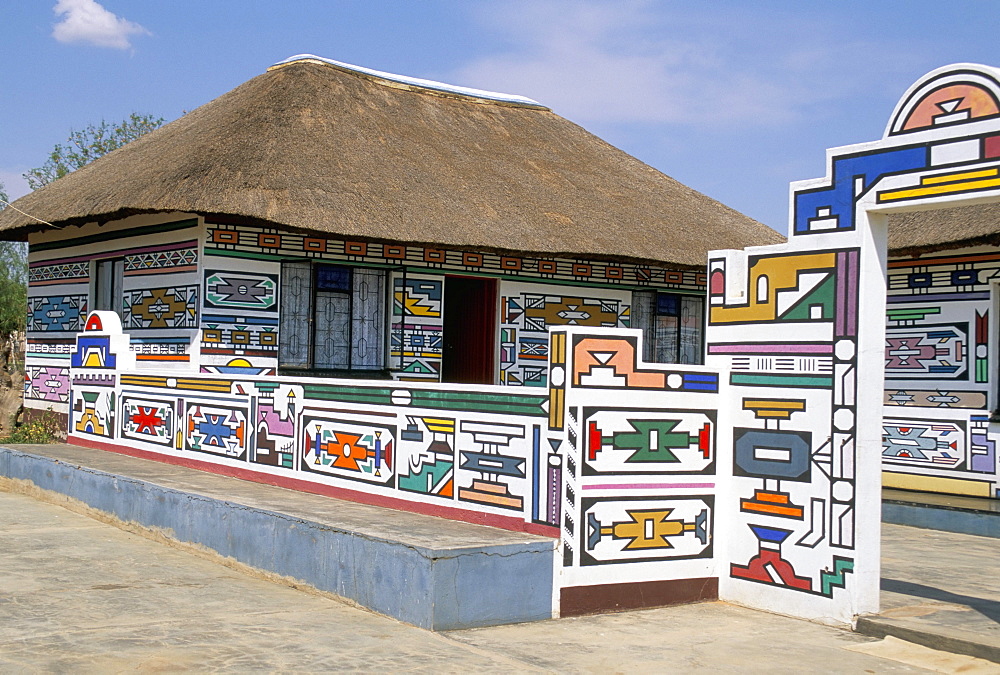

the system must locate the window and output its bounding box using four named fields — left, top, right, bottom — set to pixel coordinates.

left=634, top=291, right=705, bottom=365
left=94, top=257, right=124, bottom=315
left=279, top=262, right=387, bottom=374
